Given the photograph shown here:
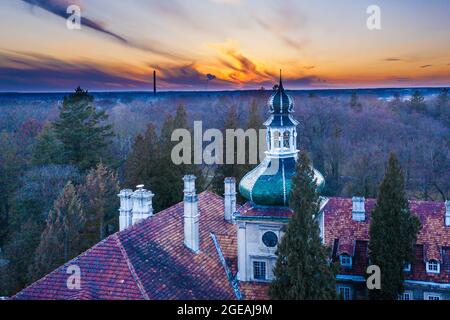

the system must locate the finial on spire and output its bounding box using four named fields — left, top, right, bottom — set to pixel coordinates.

left=279, top=69, right=283, bottom=88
